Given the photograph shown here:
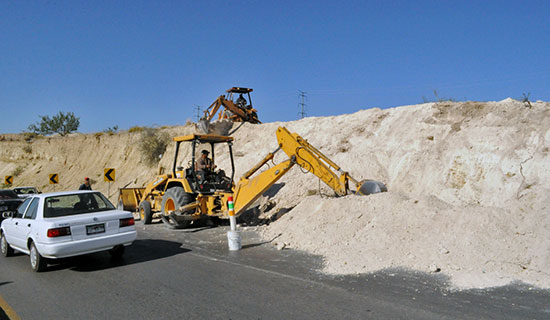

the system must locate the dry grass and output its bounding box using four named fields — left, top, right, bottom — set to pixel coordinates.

left=13, top=165, right=25, bottom=177
left=129, top=126, right=145, bottom=133
left=139, top=128, right=169, bottom=166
